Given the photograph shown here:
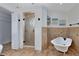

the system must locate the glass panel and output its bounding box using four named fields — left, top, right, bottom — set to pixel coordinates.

left=59, top=20, right=66, bottom=26
left=52, top=18, right=58, bottom=25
